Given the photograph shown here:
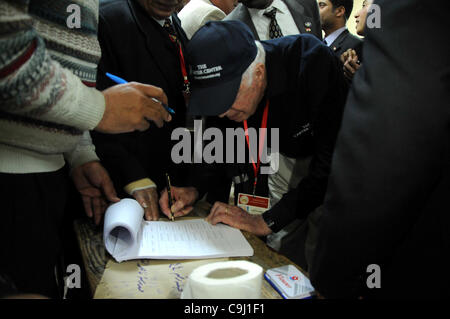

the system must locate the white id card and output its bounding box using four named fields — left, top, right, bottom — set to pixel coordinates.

left=265, top=265, right=316, bottom=299
left=237, top=193, right=270, bottom=215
